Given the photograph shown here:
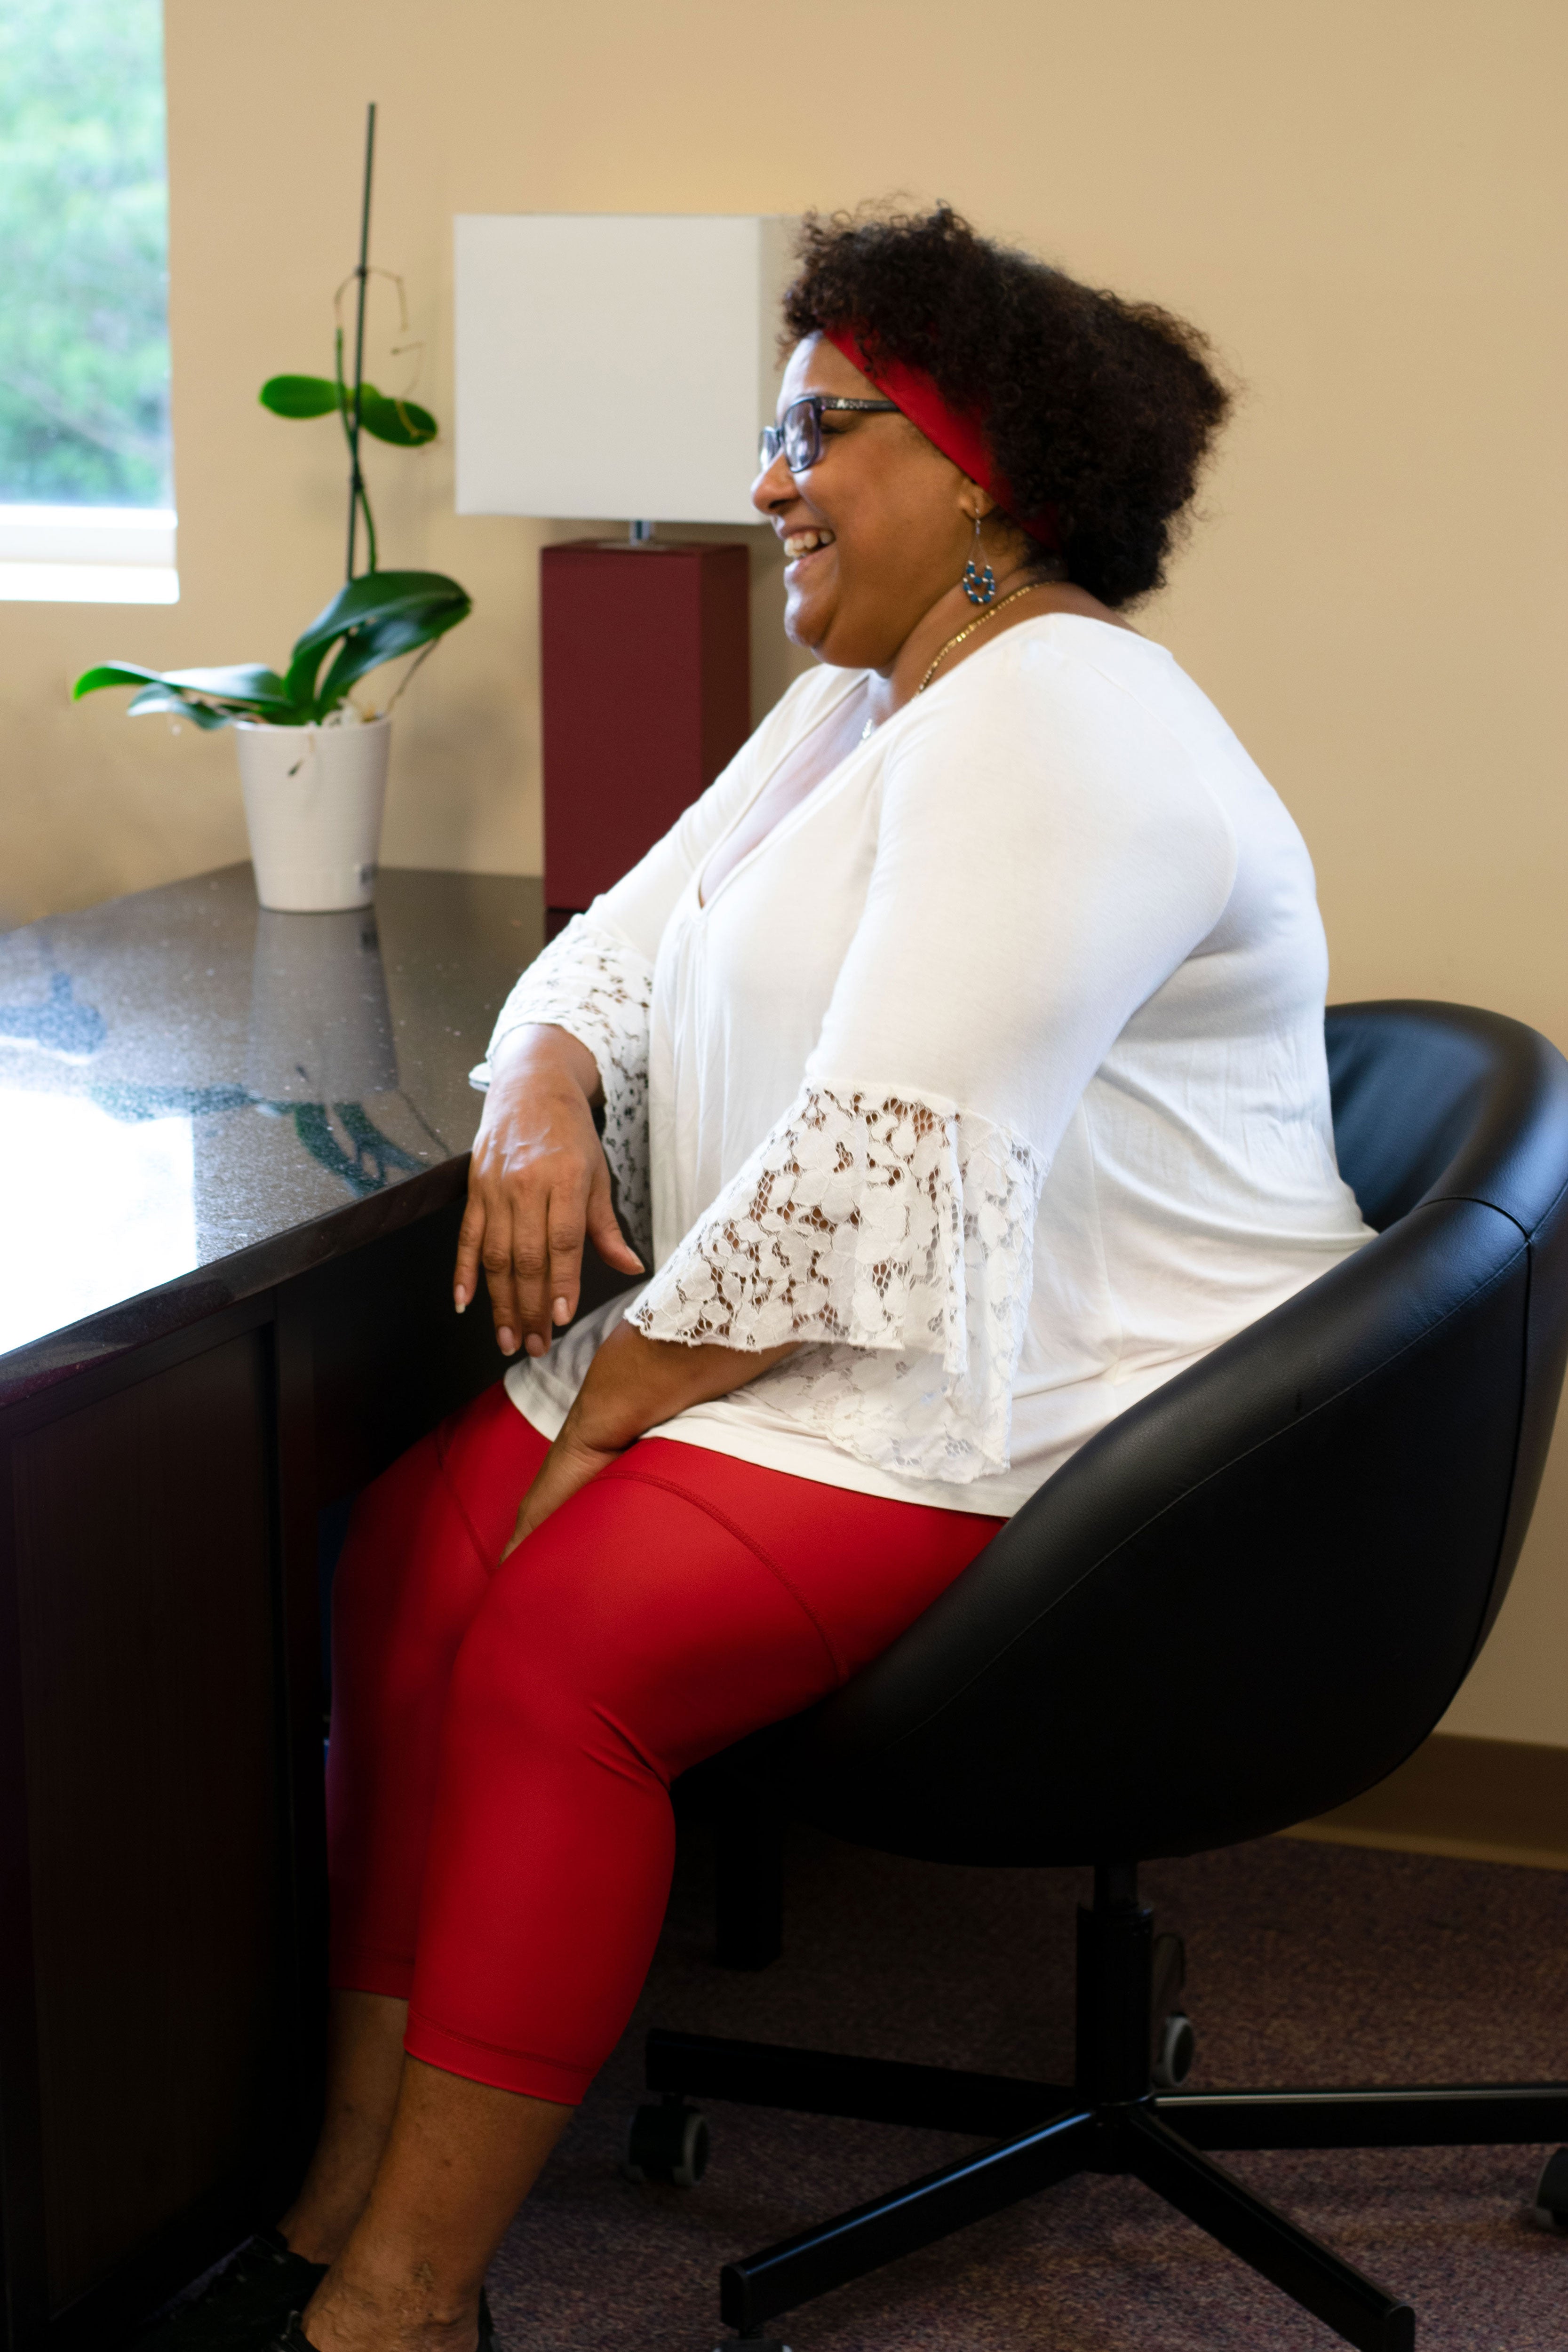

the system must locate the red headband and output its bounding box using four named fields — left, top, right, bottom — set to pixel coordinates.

left=822, top=323, right=1059, bottom=550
